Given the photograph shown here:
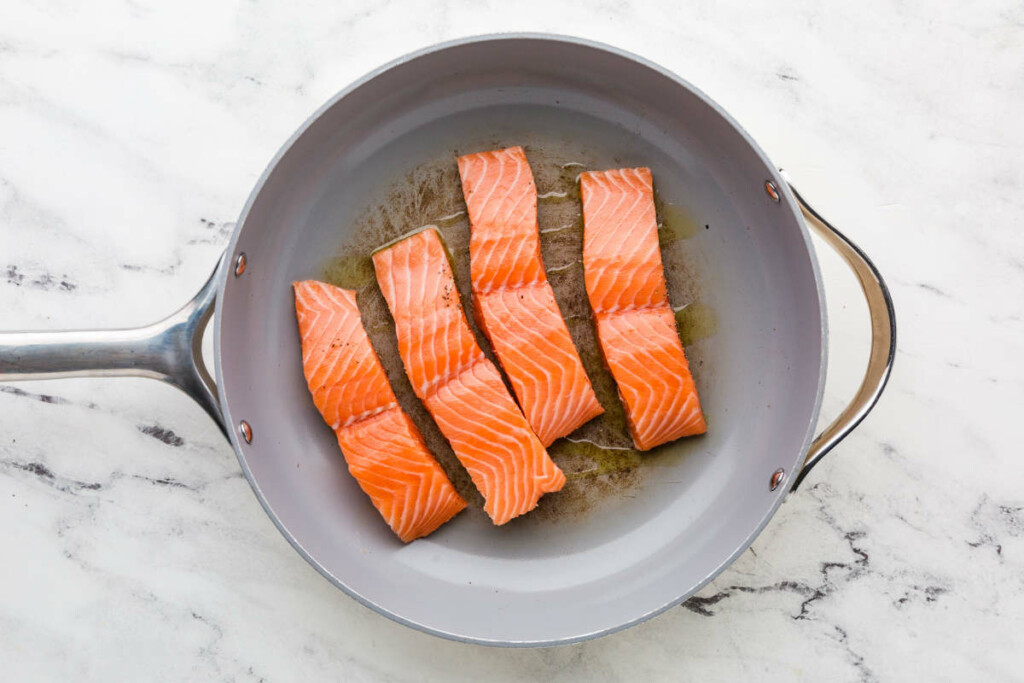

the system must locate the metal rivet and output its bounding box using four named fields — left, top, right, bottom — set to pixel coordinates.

left=239, top=420, right=252, bottom=443
left=765, top=180, right=780, bottom=203
left=770, top=468, right=785, bottom=491
left=234, top=252, right=247, bottom=277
